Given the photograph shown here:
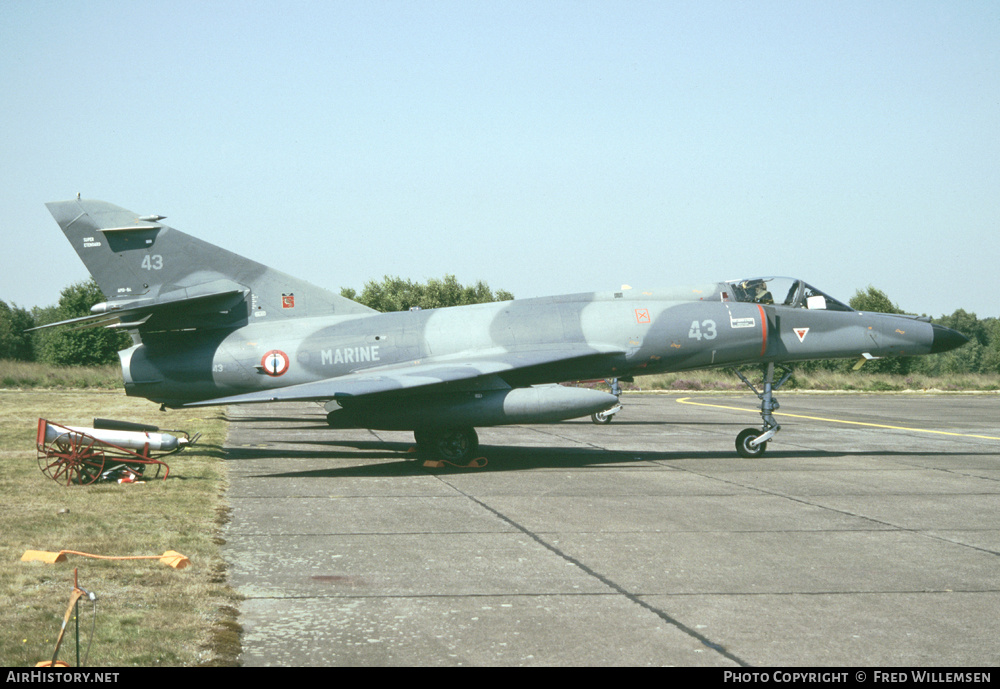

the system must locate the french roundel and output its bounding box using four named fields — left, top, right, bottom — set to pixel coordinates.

left=261, top=350, right=290, bottom=377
